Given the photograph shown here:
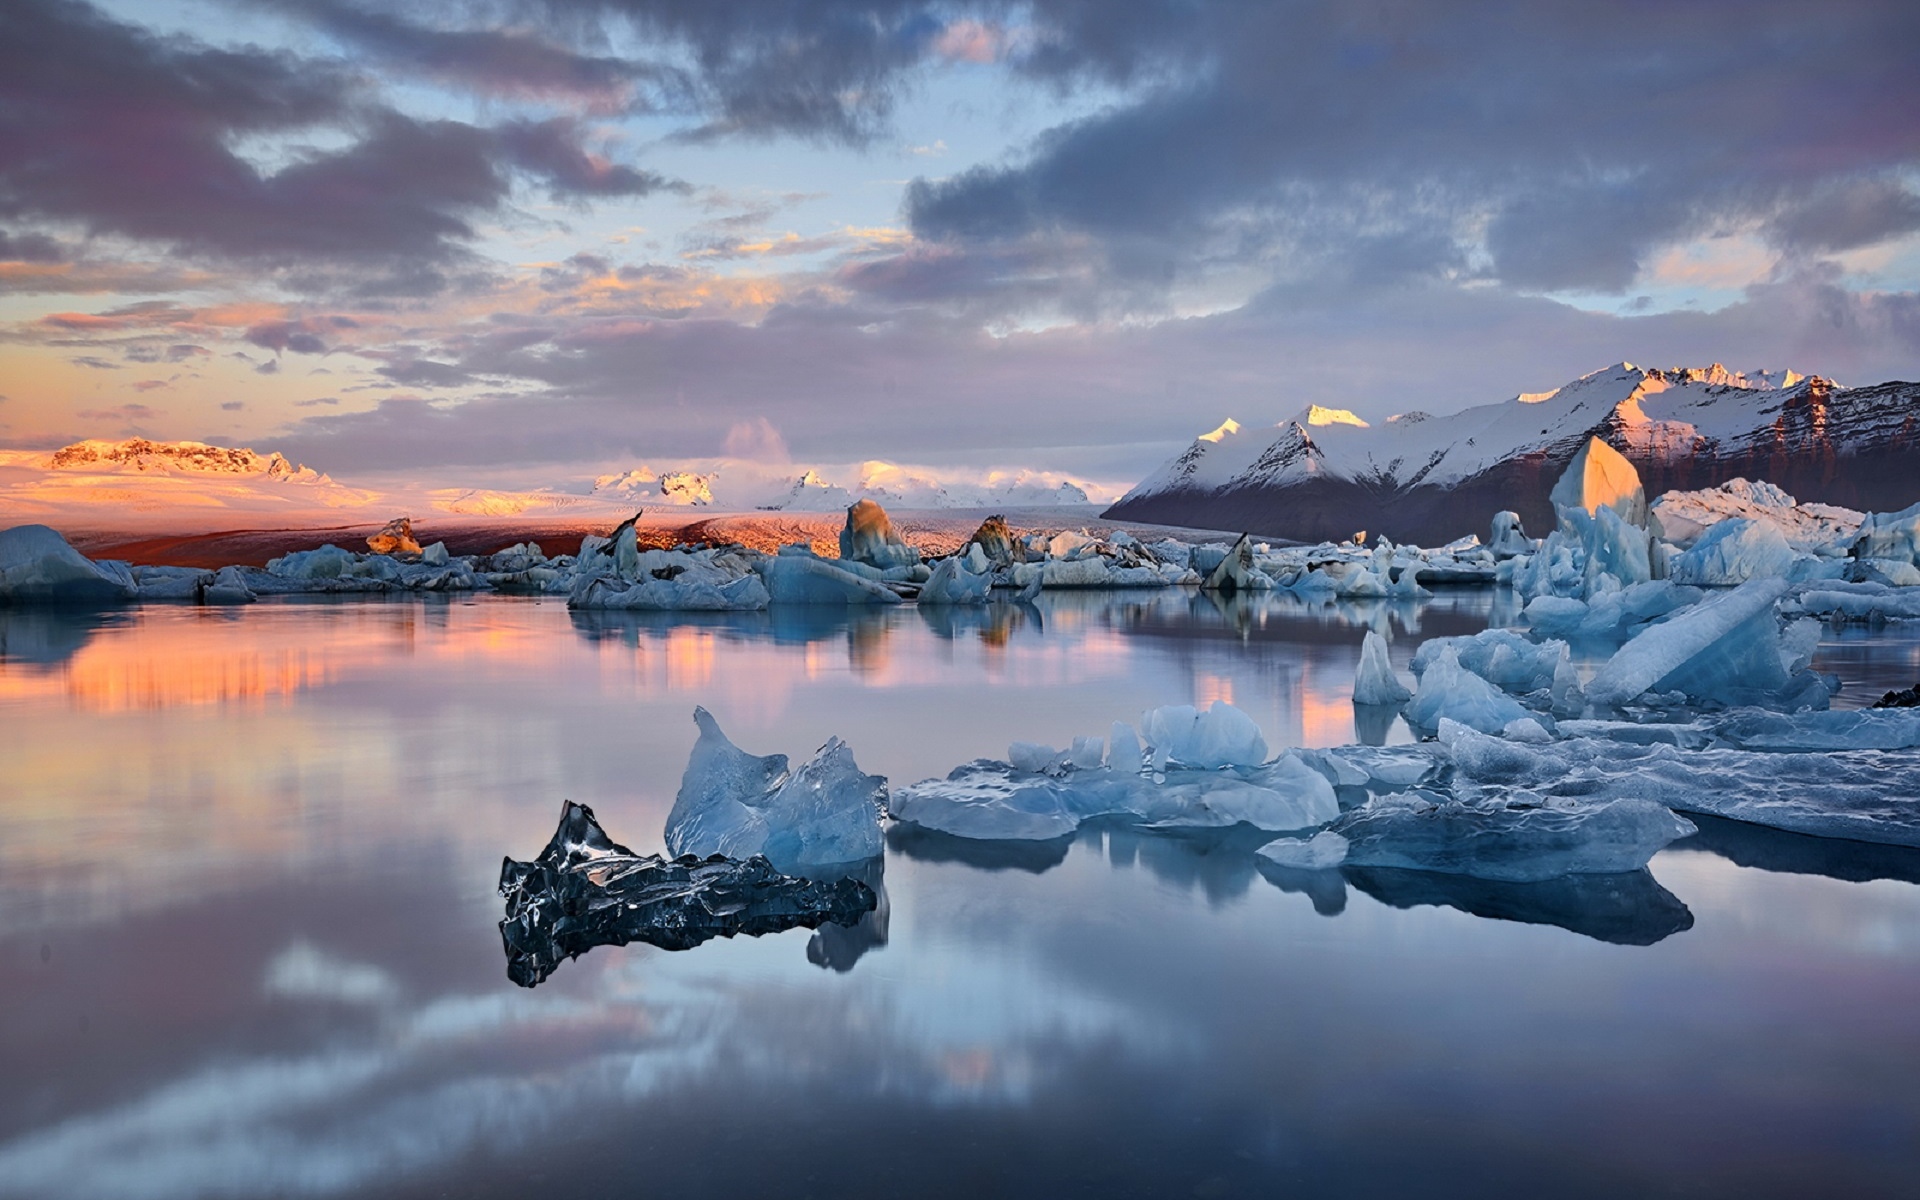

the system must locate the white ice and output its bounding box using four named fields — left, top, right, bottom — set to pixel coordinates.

left=1255, top=831, right=1350, bottom=871
left=663, top=707, right=885, bottom=873
left=1667, top=517, right=1801, bottom=586
left=755, top=554, right=904, bottom=605
left=1352, top=629, right=1412, bottom=705
left=1403, top=644, right=1532, bottom=734
left=1141, top=701, right=1269, bottom=770
left=1583, top=576, right=1807, bottom=708
left=0, top=525, right=136, bottom=605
